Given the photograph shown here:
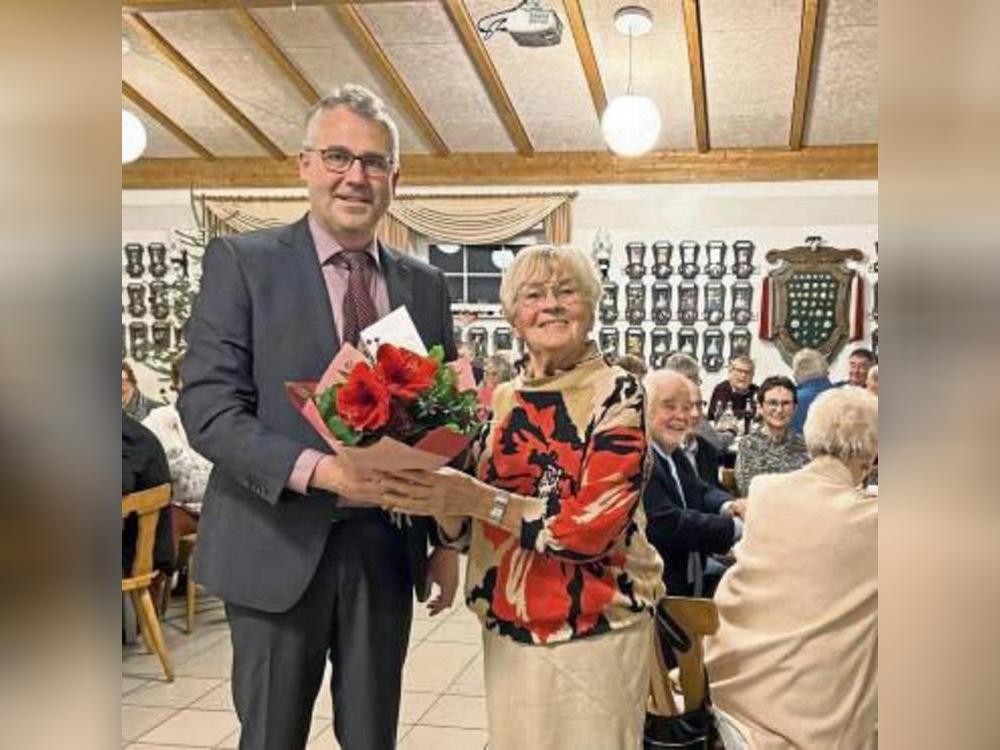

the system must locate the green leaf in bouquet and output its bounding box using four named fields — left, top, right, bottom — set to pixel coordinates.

left=315, top=385, right=337, bottom=421
left=326, top=414, right=362, bottom=446
left=428, top=344, right=445, bottom=363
